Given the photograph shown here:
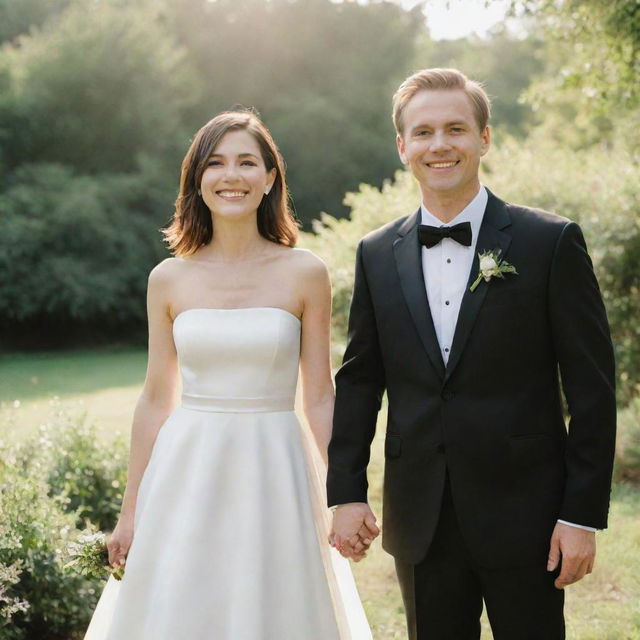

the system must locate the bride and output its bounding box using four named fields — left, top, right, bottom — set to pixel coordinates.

left=83, top=109, right=377, bottom=639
